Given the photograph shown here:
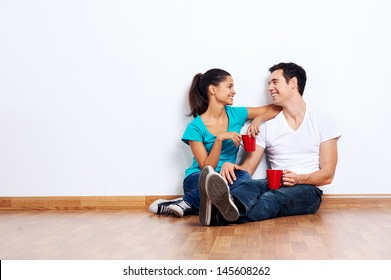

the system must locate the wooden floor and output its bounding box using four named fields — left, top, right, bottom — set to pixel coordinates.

left=1, top=207, right=391, bottom=260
